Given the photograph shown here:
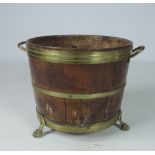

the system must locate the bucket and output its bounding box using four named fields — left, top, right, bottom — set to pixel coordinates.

left=18, top=35, right=145, bottom=138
